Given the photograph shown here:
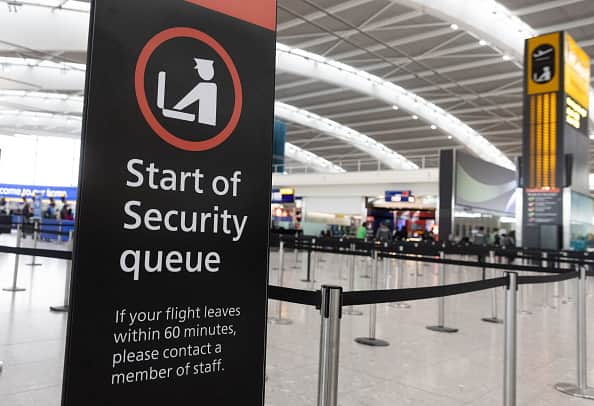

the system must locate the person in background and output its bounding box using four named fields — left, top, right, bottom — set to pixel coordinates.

left=375, top=220, right=392, bottom=243
left=356, top=222, right=367, bottom=240
left=21, top=197, right=32, bottom=219
left=62, top=208, right=74, bottom=221
left=0, top=197, right=7, bottom=214
left=59, top=196, right=70, bottom=220
left=45, top=197, right=57, bottom=219
left=394, top=226, right=407, bottom=241
left=472, top=226, right=486, bottom=245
